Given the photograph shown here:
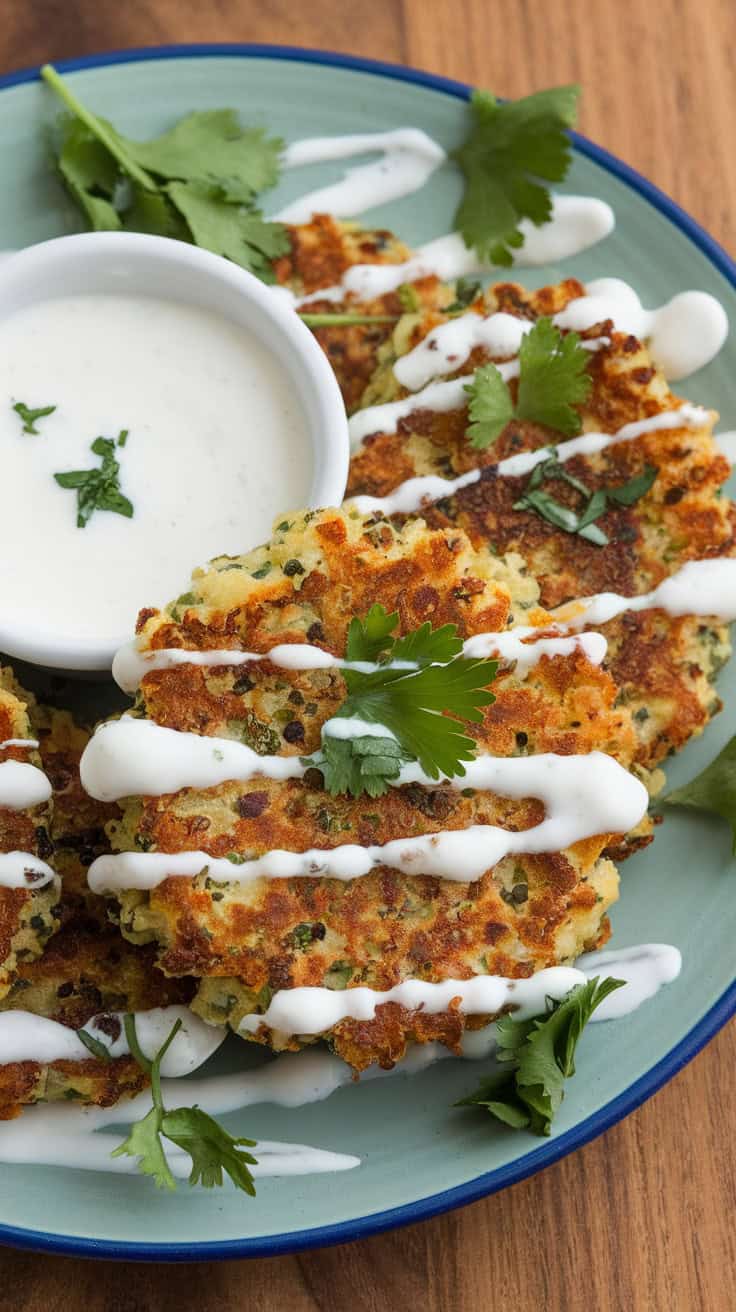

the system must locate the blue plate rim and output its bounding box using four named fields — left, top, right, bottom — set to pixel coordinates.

left=0, top=40, right=734, bottom=1263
